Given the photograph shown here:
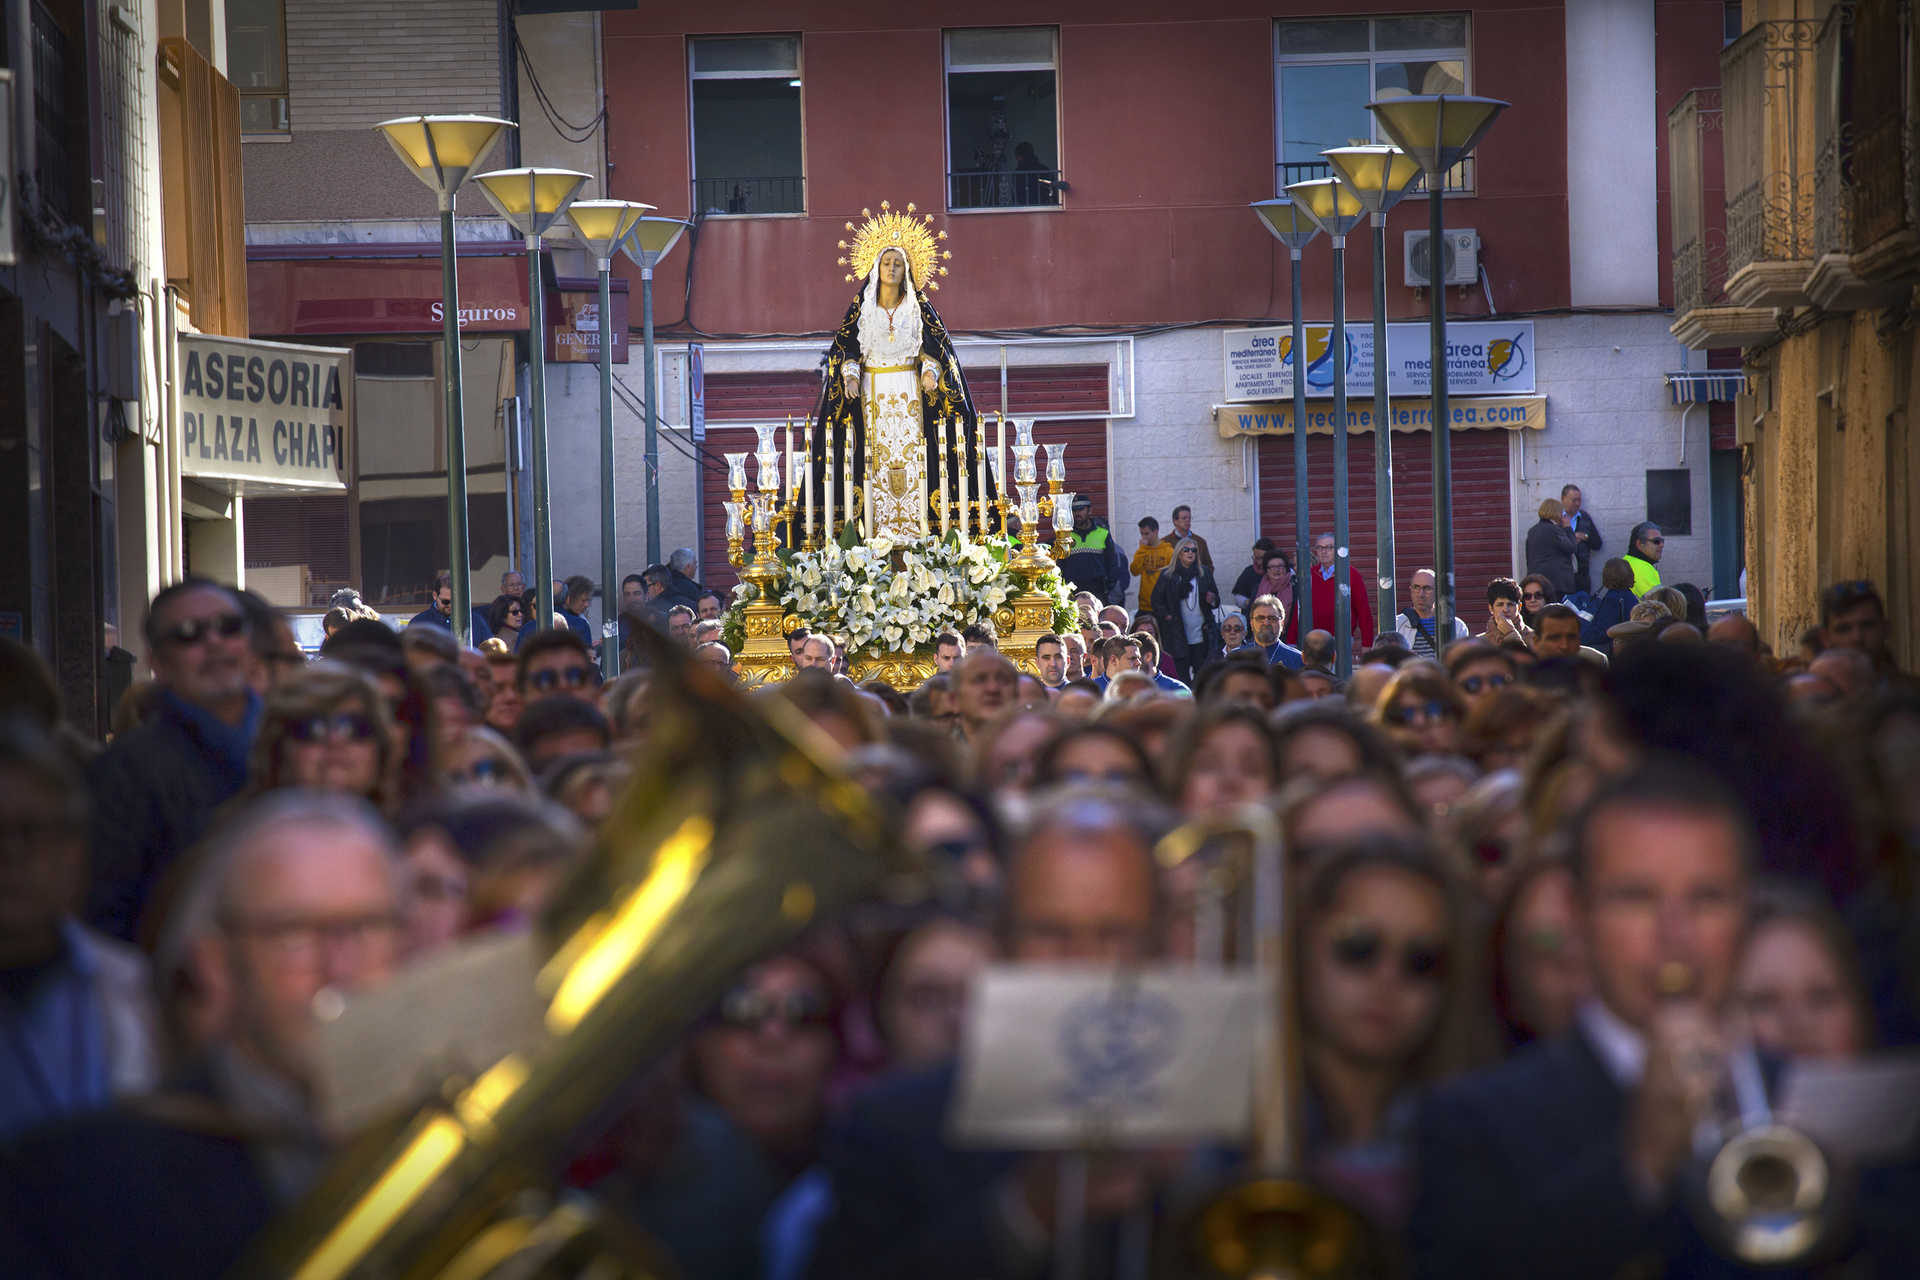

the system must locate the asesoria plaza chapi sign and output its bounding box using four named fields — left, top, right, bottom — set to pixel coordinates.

left=1223, top=320, right=1535, bottom=402
left=179, top=335, right=351, bottom=491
